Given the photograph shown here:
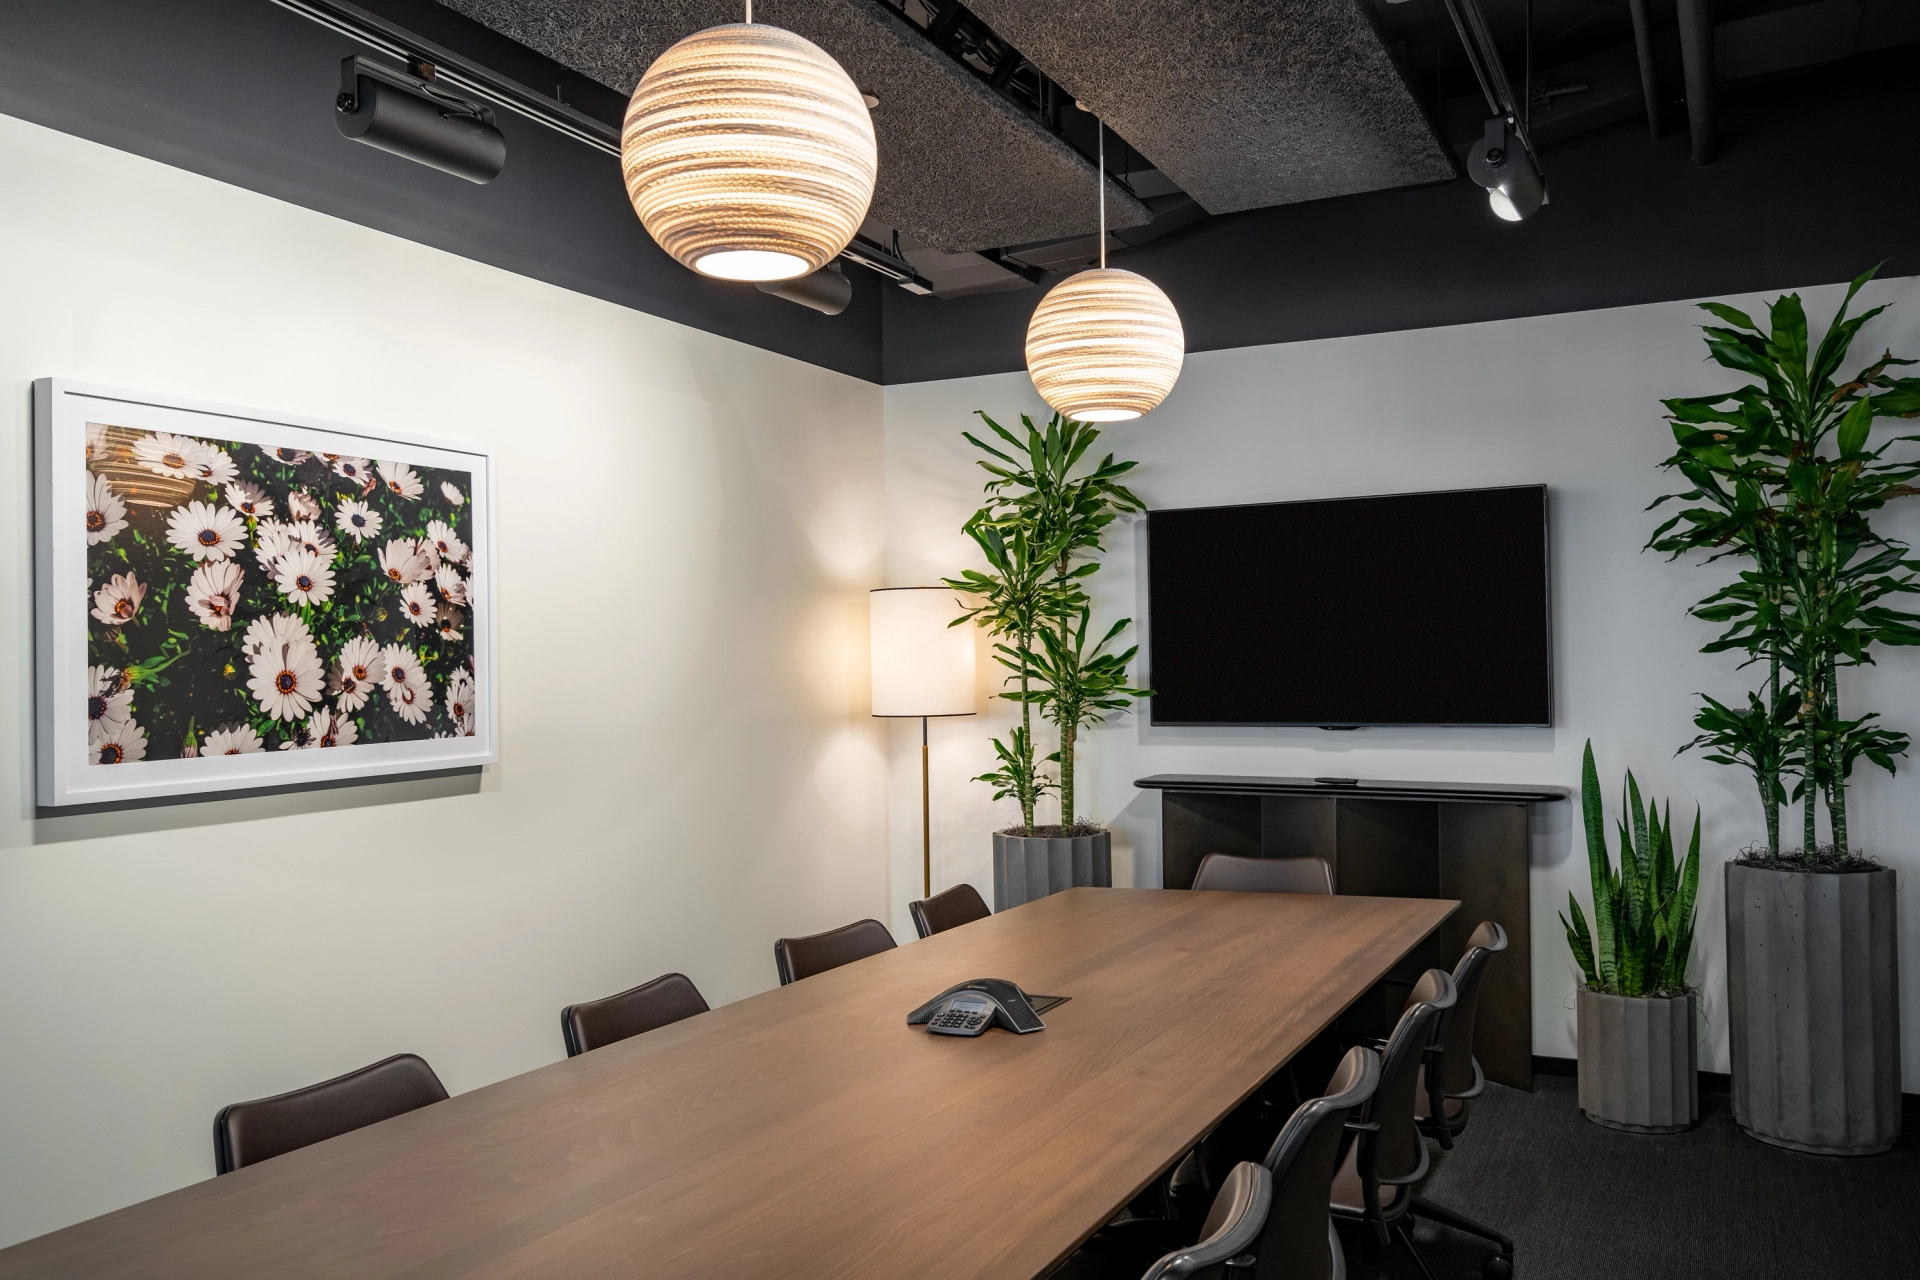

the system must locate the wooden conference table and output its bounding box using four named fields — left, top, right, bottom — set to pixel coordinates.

left=0, top=888, right=1454, bottom=1279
